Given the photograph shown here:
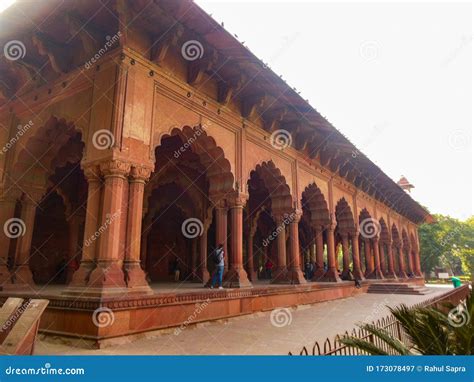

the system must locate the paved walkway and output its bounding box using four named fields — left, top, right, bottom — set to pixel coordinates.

left=36, top=285, right=450, bottom=355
